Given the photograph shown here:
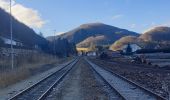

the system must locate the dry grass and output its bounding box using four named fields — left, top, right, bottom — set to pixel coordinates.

left=0, top=68, right=30, bottom=88
left=0, top=53, right=72, bottom=88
